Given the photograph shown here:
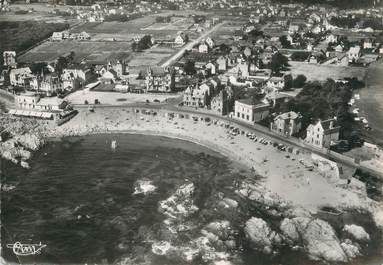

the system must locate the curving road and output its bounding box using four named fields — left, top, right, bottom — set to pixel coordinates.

left=160, top=21, right=226, bottom=67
